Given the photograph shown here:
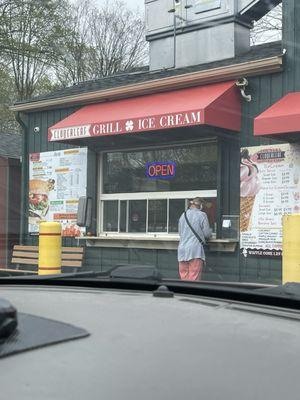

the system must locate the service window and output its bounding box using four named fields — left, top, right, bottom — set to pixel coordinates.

left=99, top=141, right=218, bottom=235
